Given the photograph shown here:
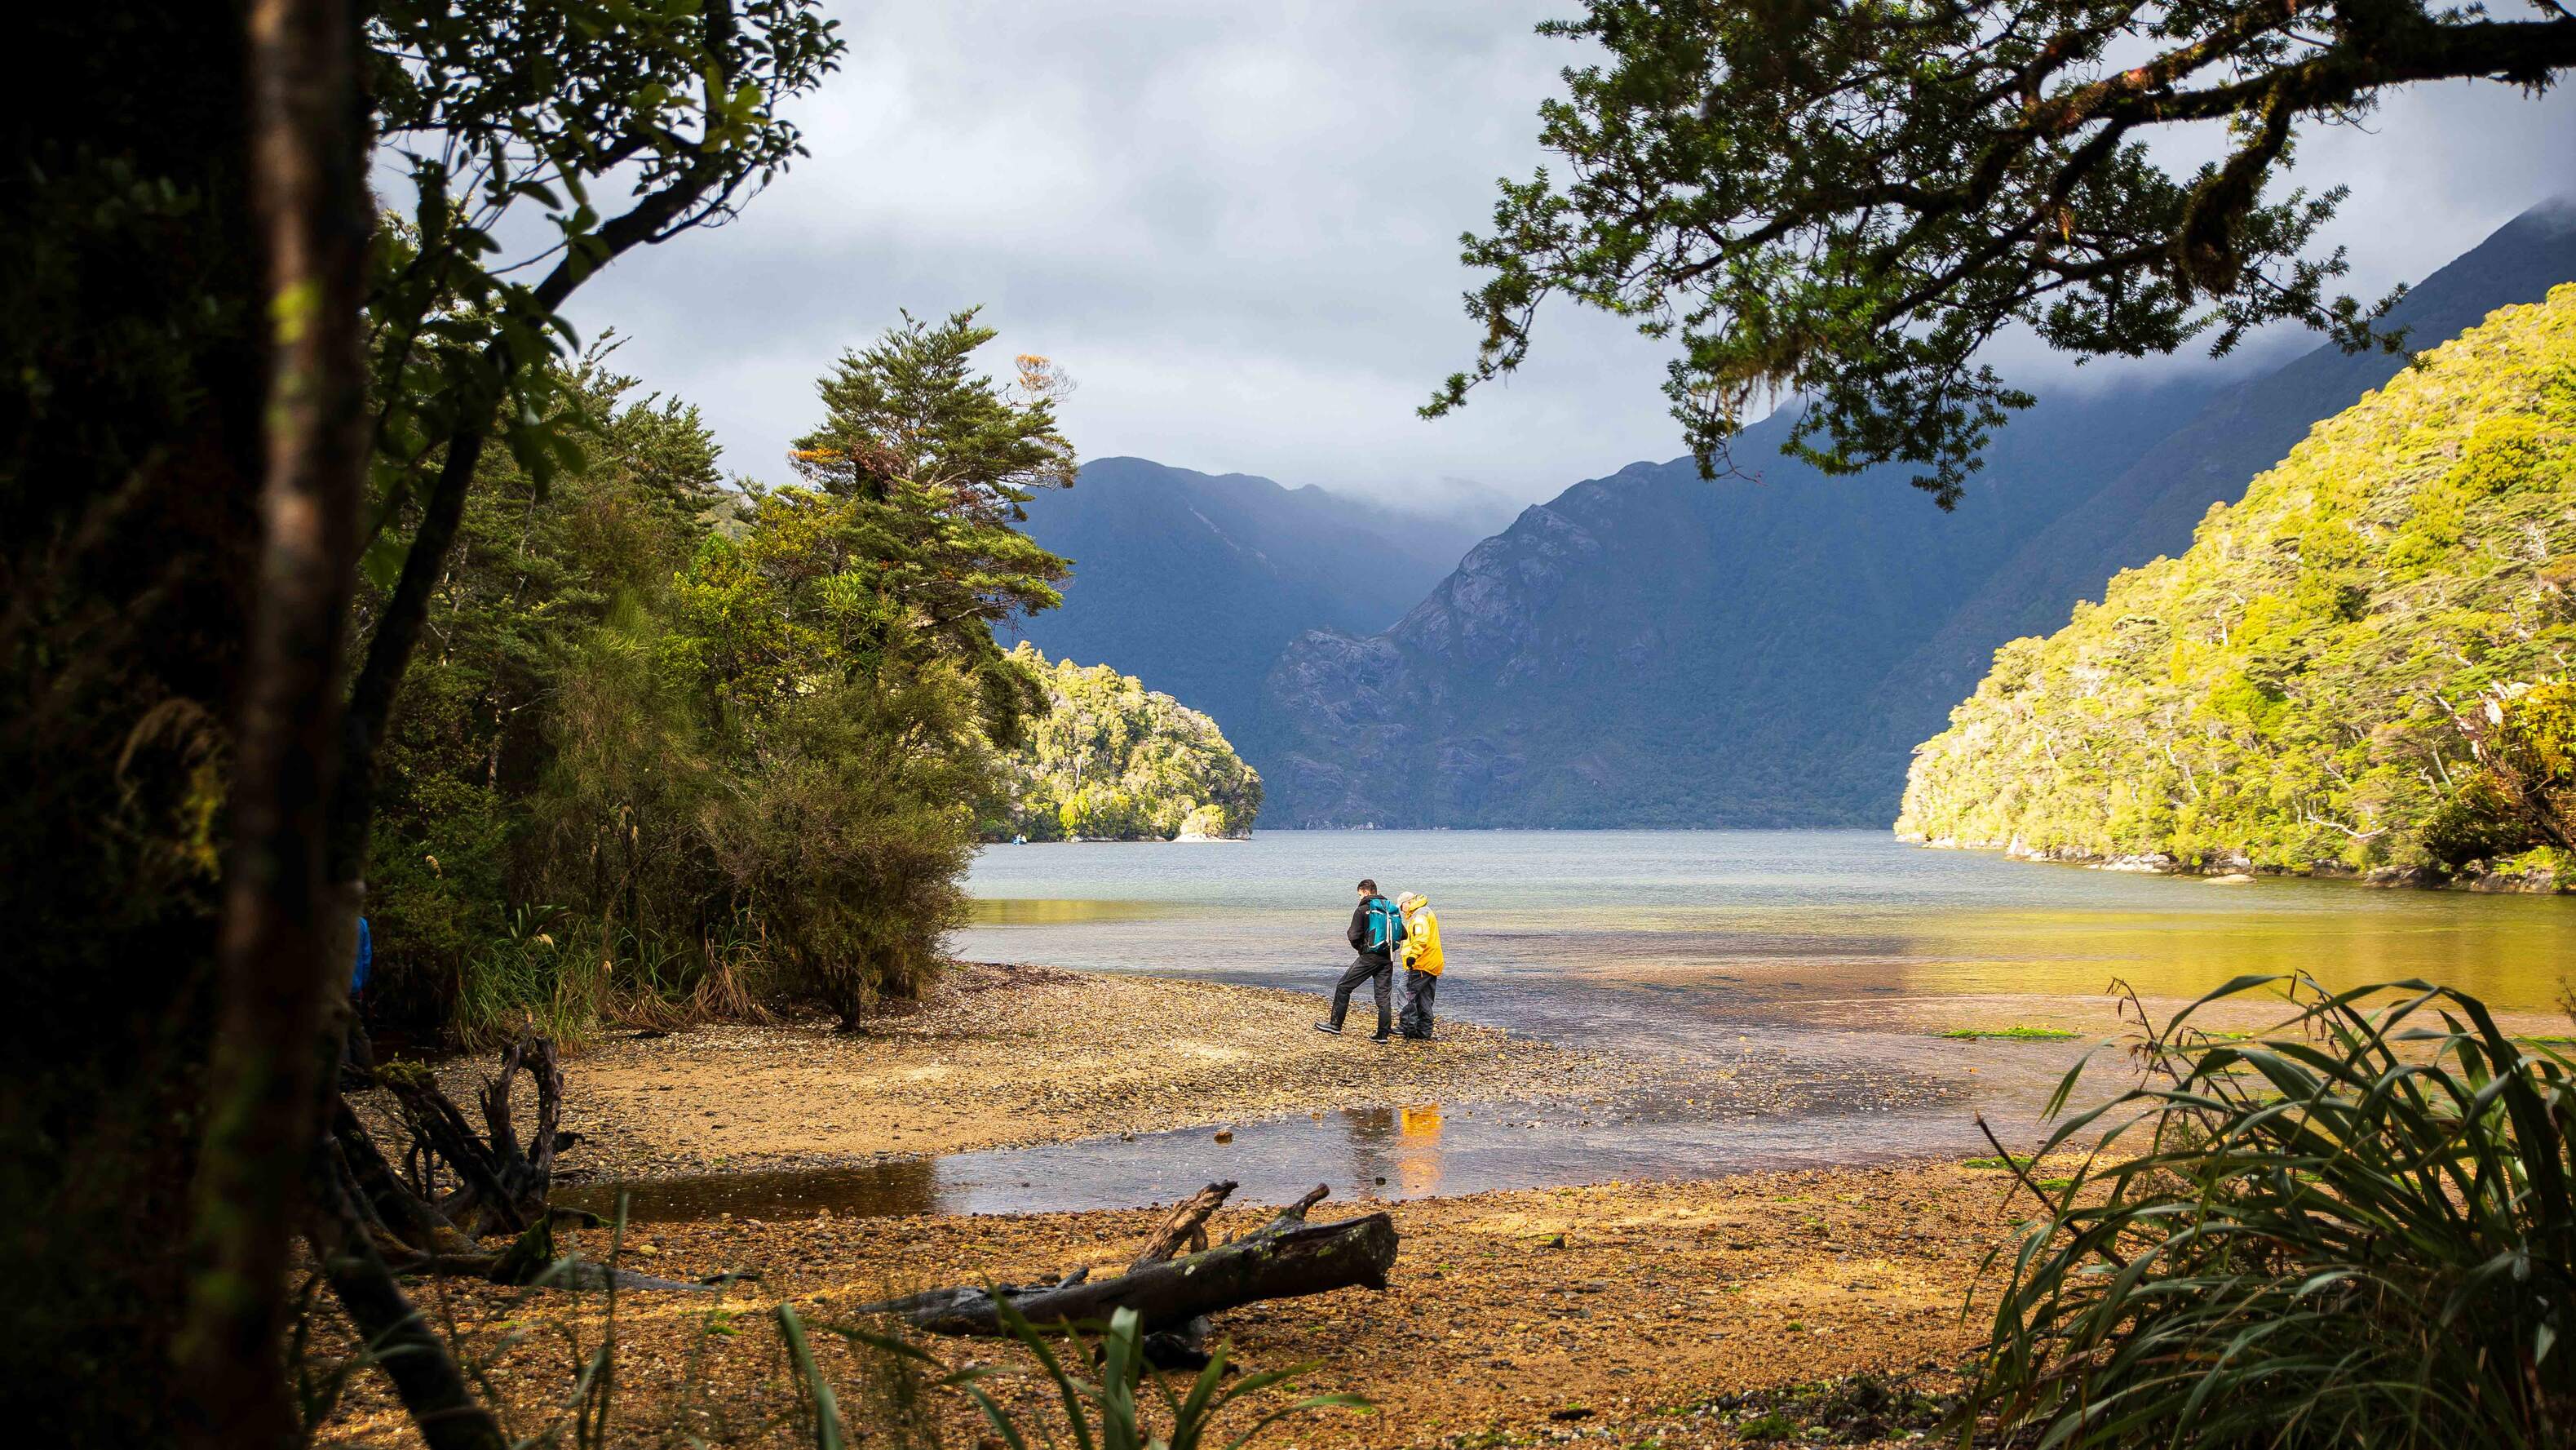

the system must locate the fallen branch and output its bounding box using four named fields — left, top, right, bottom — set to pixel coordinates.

left=1133, top=1178, right=1237, bottom=1266
left=859, top=1182, right=1395, bottom=1340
